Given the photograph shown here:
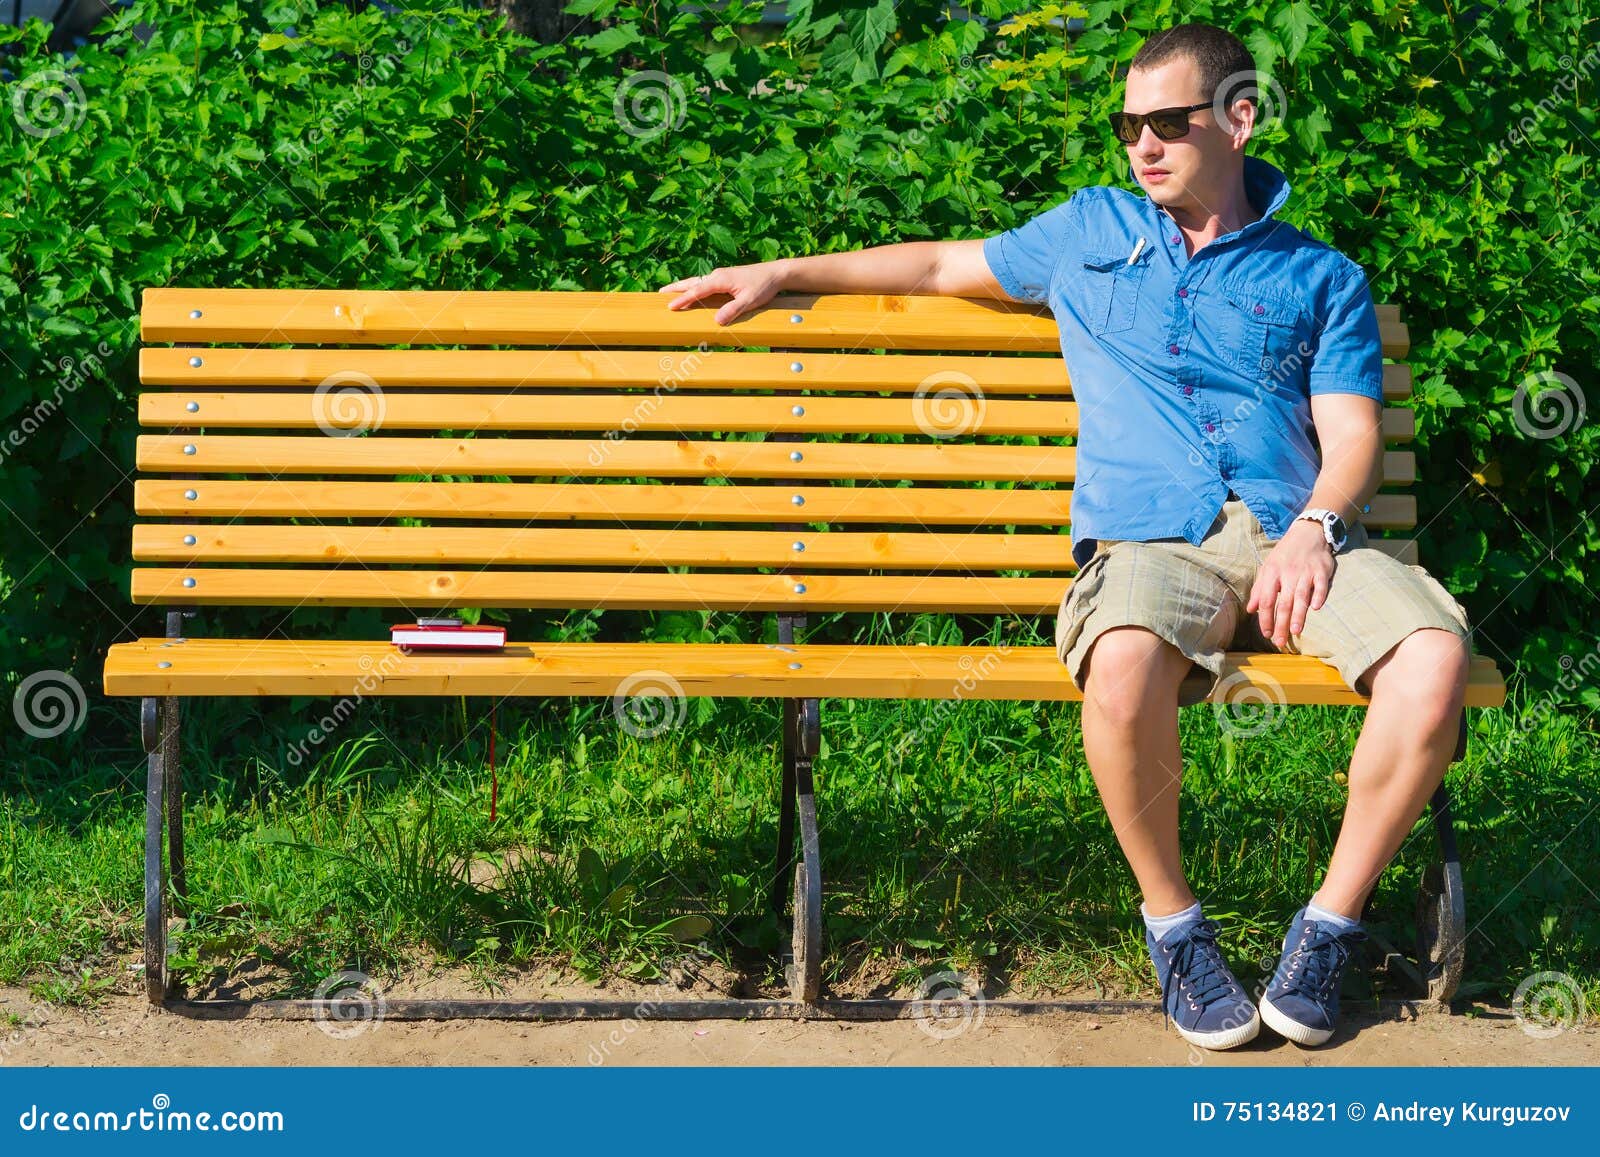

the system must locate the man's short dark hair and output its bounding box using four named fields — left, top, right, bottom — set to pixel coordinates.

left=1129, top=23, right=1258, bottom=108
